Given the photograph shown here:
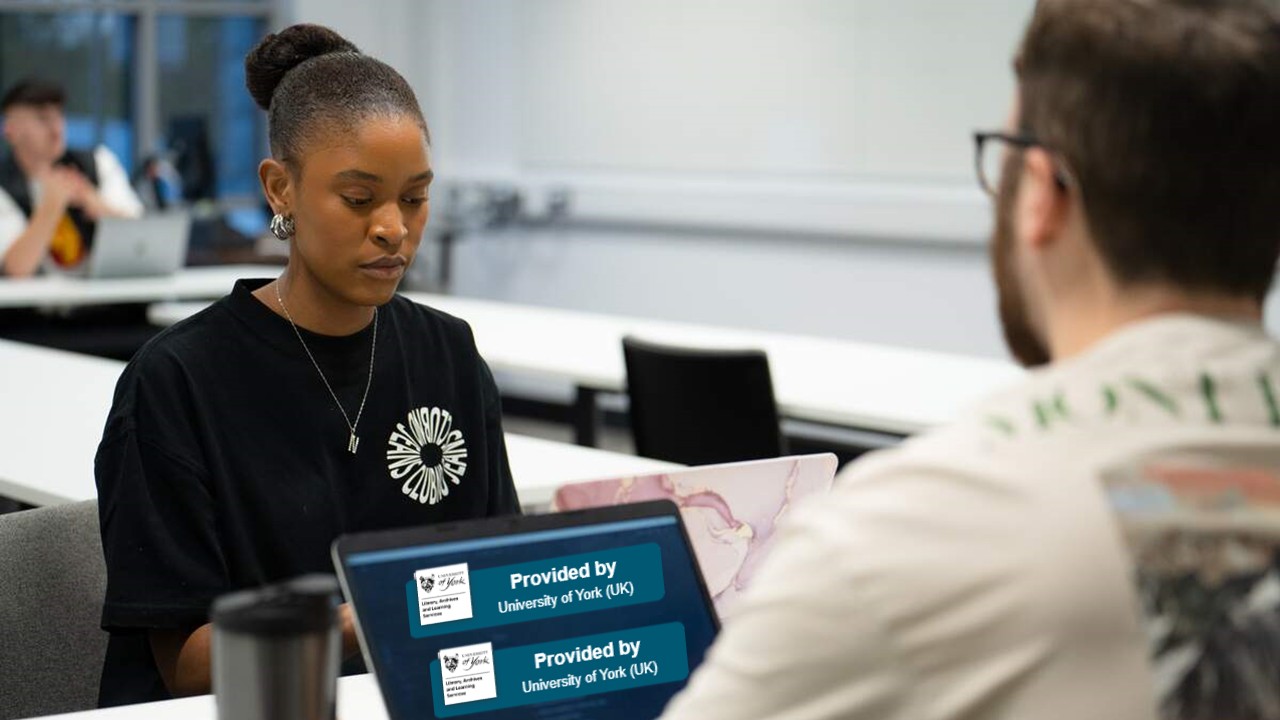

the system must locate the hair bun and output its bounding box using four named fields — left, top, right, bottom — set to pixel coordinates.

left=244, top=24, right=359, bottom=111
